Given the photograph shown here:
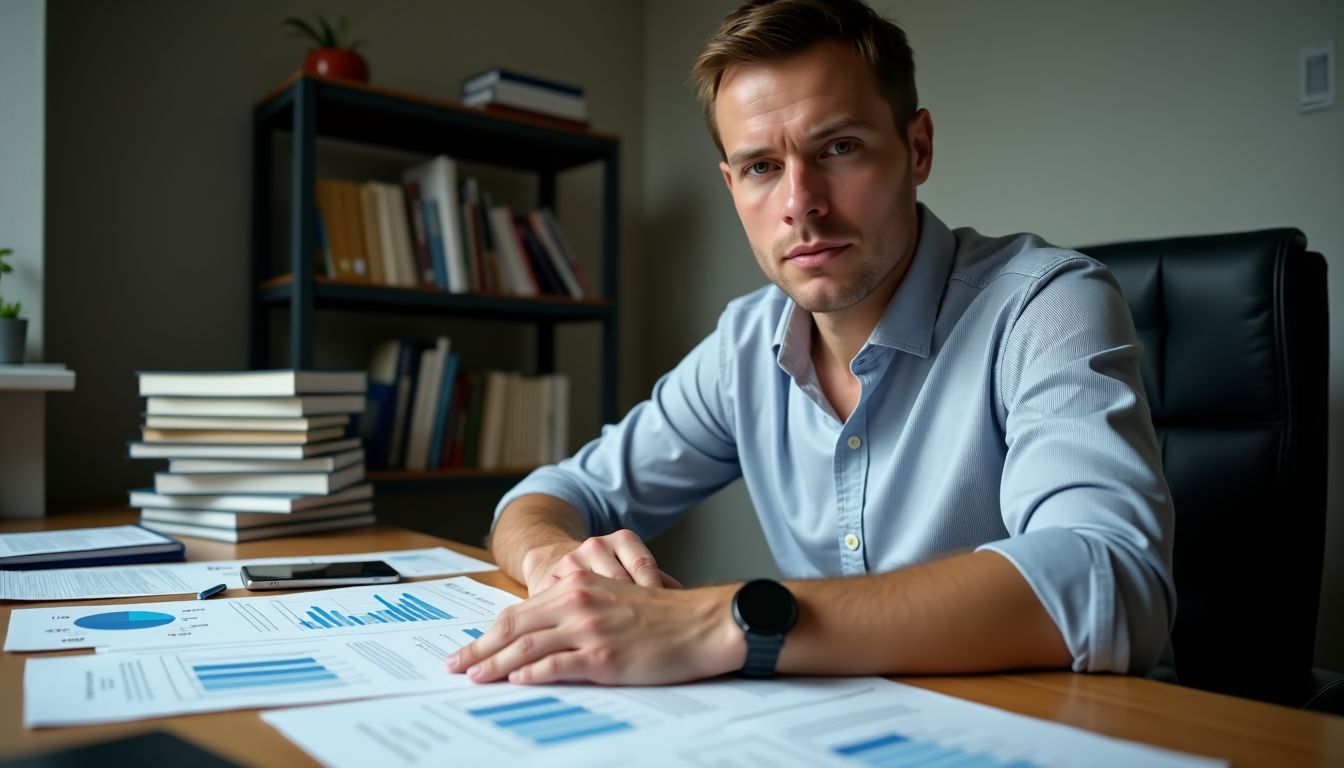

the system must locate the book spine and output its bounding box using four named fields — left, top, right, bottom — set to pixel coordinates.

left=403, top=182, right=436, bottom=287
